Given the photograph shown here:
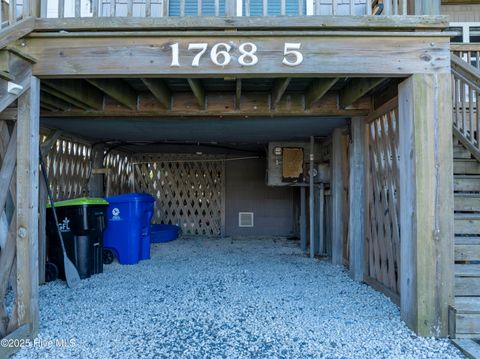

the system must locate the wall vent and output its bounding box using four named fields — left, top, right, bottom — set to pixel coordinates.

left=239, top=212, right=254, bottom=227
